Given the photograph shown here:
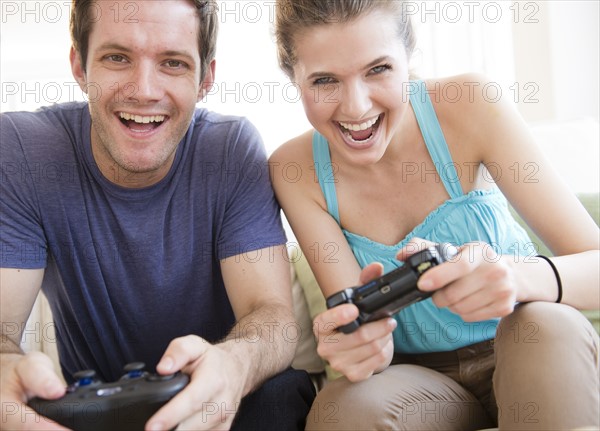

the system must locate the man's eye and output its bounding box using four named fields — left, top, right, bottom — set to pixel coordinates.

left=106, top=55, right=127, bottom=63
left=165, top=60, right=187, bottom=69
